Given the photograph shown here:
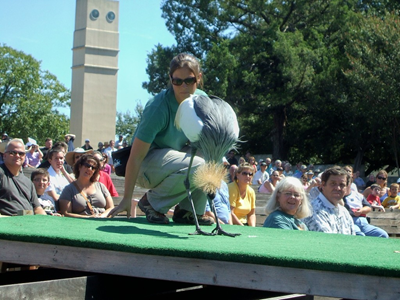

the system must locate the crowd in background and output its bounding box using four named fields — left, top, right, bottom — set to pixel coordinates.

left=223, top=150, right=400, bottom=237
left=0, top=132, right=129, bottom=218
